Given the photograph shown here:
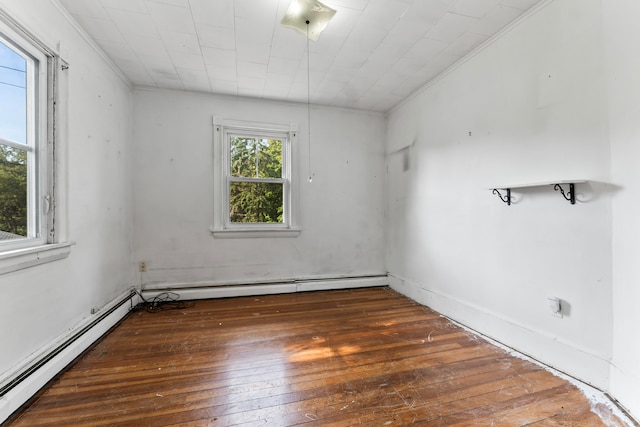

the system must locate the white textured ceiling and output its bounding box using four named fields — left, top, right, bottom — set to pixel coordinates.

left=58, top=0, right=542, bottom=112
